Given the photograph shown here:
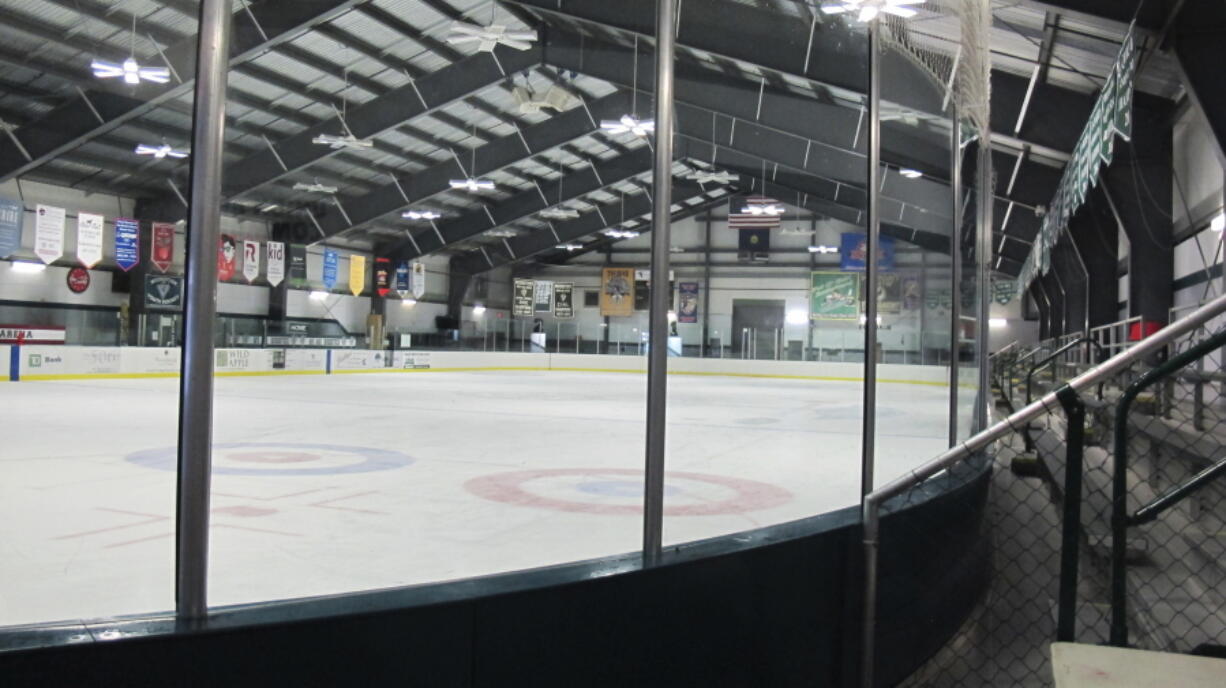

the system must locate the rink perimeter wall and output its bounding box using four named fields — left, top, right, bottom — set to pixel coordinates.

left=8, top=346, right=953, bottom=386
